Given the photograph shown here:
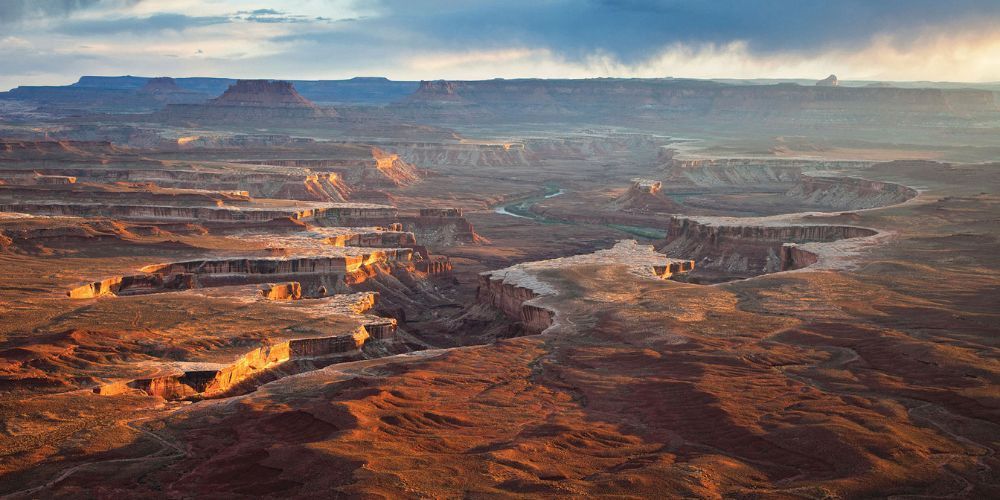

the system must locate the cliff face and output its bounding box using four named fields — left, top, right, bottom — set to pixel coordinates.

left=658, top=217, right=877, bottom=276
left=140, top=250, right=414, bottom=277
left=477, top=240, right=694, bottom=335
left=403, top=79, right=1000, bottom=130
left=786, top=176, right=917, bottom=210
left=7, top=165, right=354, bottom=202
left=476, top=275, right=553, bottom=335
left=0, top=140, right=121, bottom=159
left=383, top=142, right=533, bottom=168
left=613, top=178, right=682, bottom=213
left=161, top=79, right=336, bottom=122
left=240, top=149, right=420, bottom=188
left=661, top=157, right=872, bottom=187
left=408, top=79, right=998, bottom=115
left=398, top=214, right=481, bottom=245
left=656, top=157, right=917, bottom=211
left=210, top=80, right=318, bottom=109
left=0, top=202, right=397, bottom=223
left=104, top=328, right=371, bottom=400
left=260, top=282, right=303, bottom=300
